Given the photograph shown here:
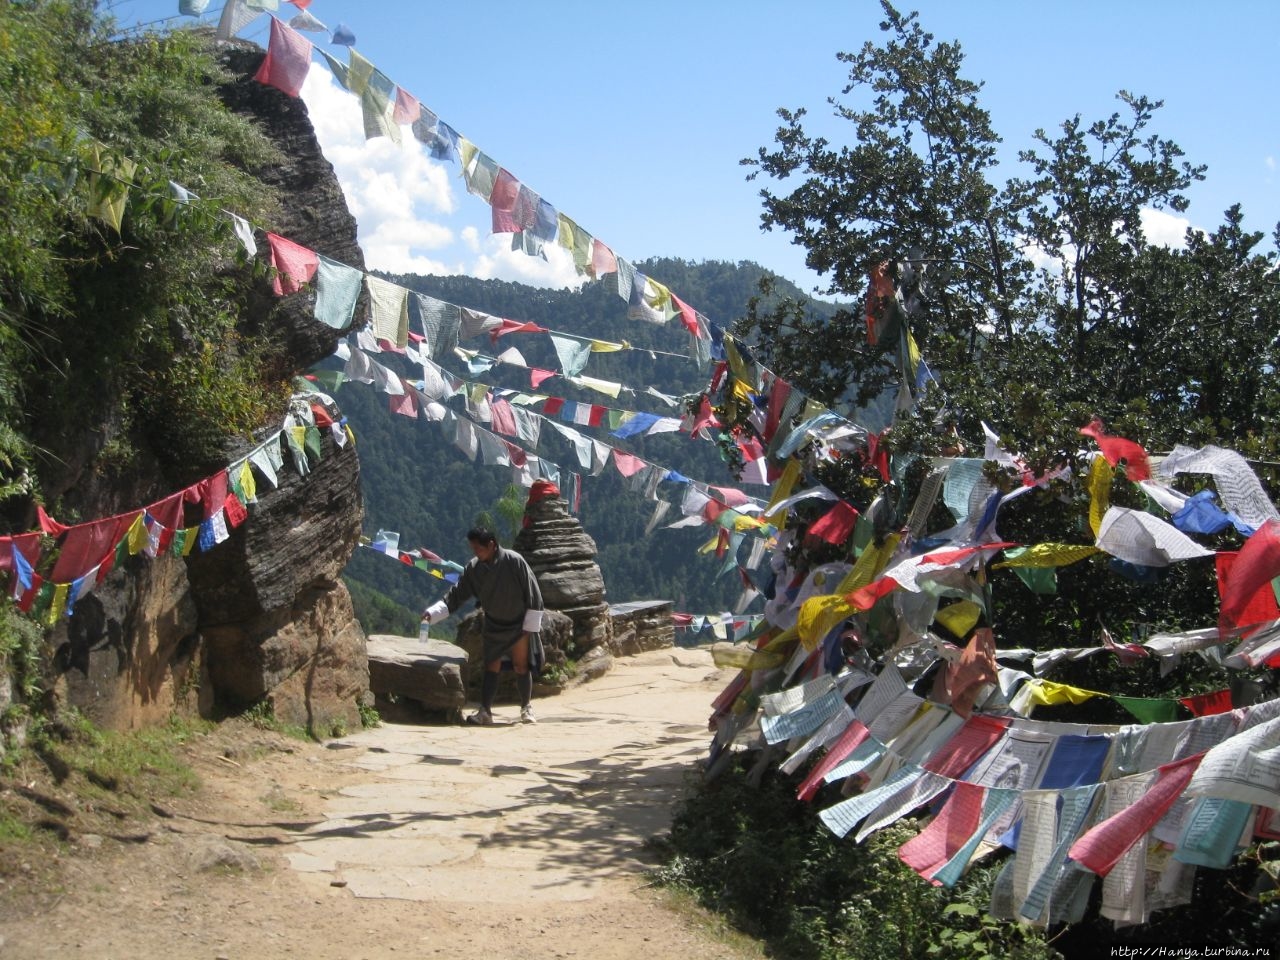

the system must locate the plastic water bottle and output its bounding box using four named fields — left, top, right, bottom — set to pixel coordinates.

left=418, top=618, right=430, bottom=644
